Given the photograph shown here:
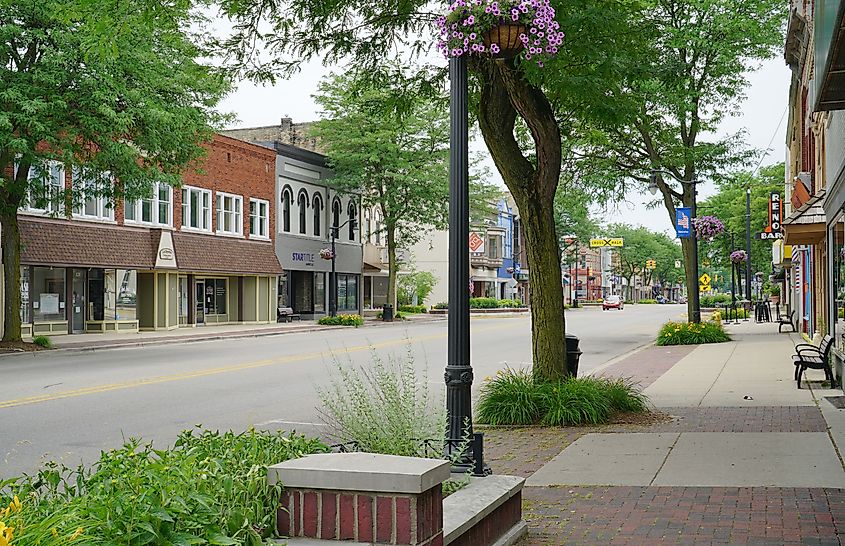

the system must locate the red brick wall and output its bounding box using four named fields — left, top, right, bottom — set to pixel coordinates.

left=179, top=134, right=276, bottom=239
